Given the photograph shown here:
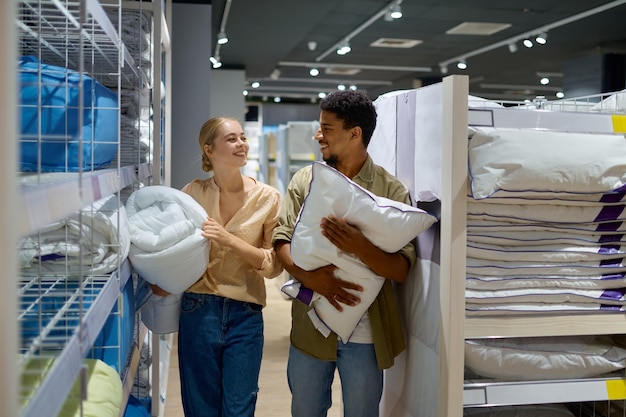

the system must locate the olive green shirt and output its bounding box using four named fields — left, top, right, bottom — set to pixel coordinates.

left=272, top=156, right=417, bottom=369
